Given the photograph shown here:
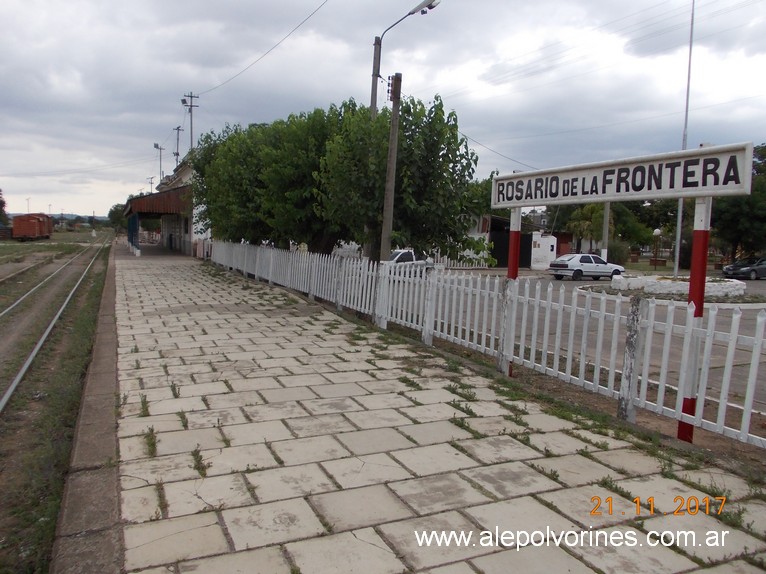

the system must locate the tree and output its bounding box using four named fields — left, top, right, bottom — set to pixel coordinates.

left=320, top=95, right=487, bottom=260
left=0, top=188, right=8, bottom=226
left=192, top=96, right=490, bottom=261
left=107, top=203, right=127, bottom=231
left=712, top=143, right=766, bottom=259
